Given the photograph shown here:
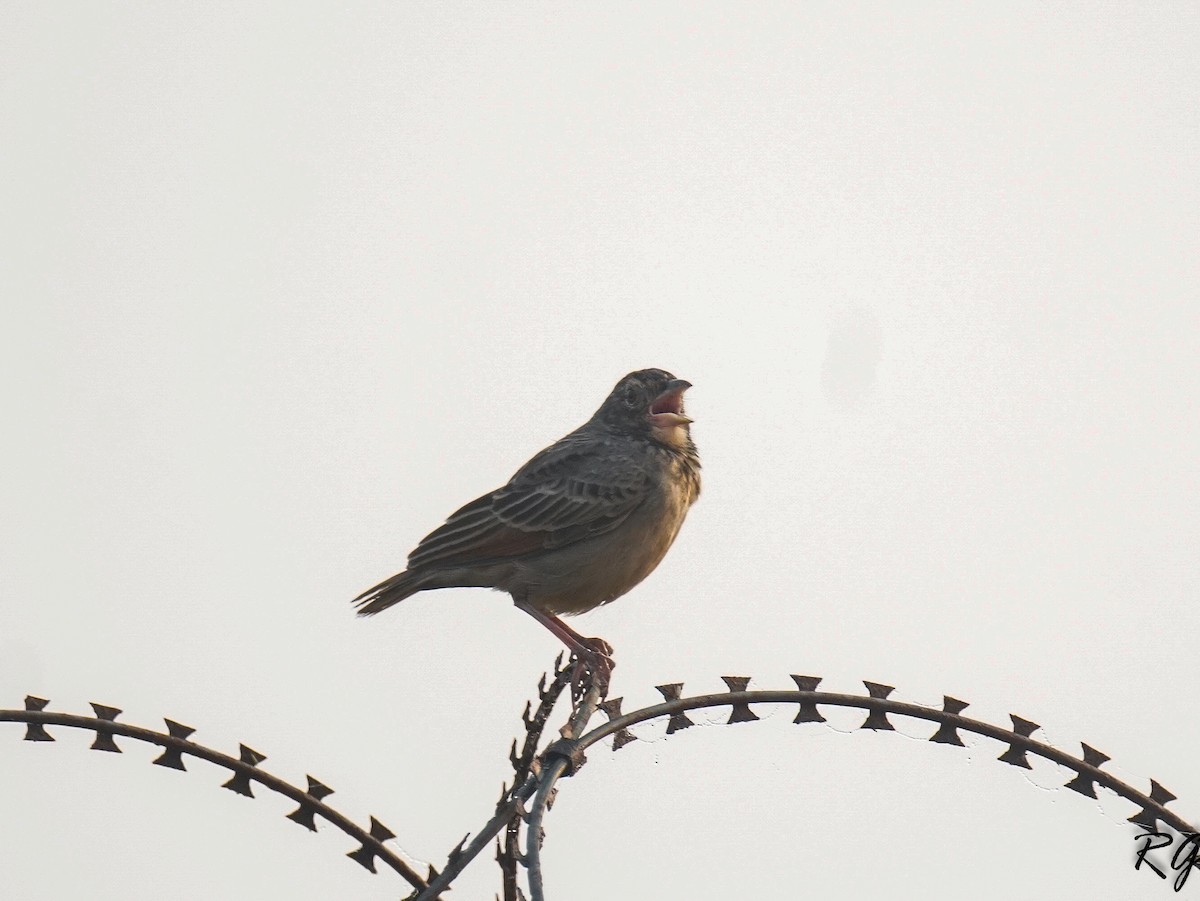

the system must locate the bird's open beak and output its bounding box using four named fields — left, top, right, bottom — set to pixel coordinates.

left=648, top=379, right=693, bottom=427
